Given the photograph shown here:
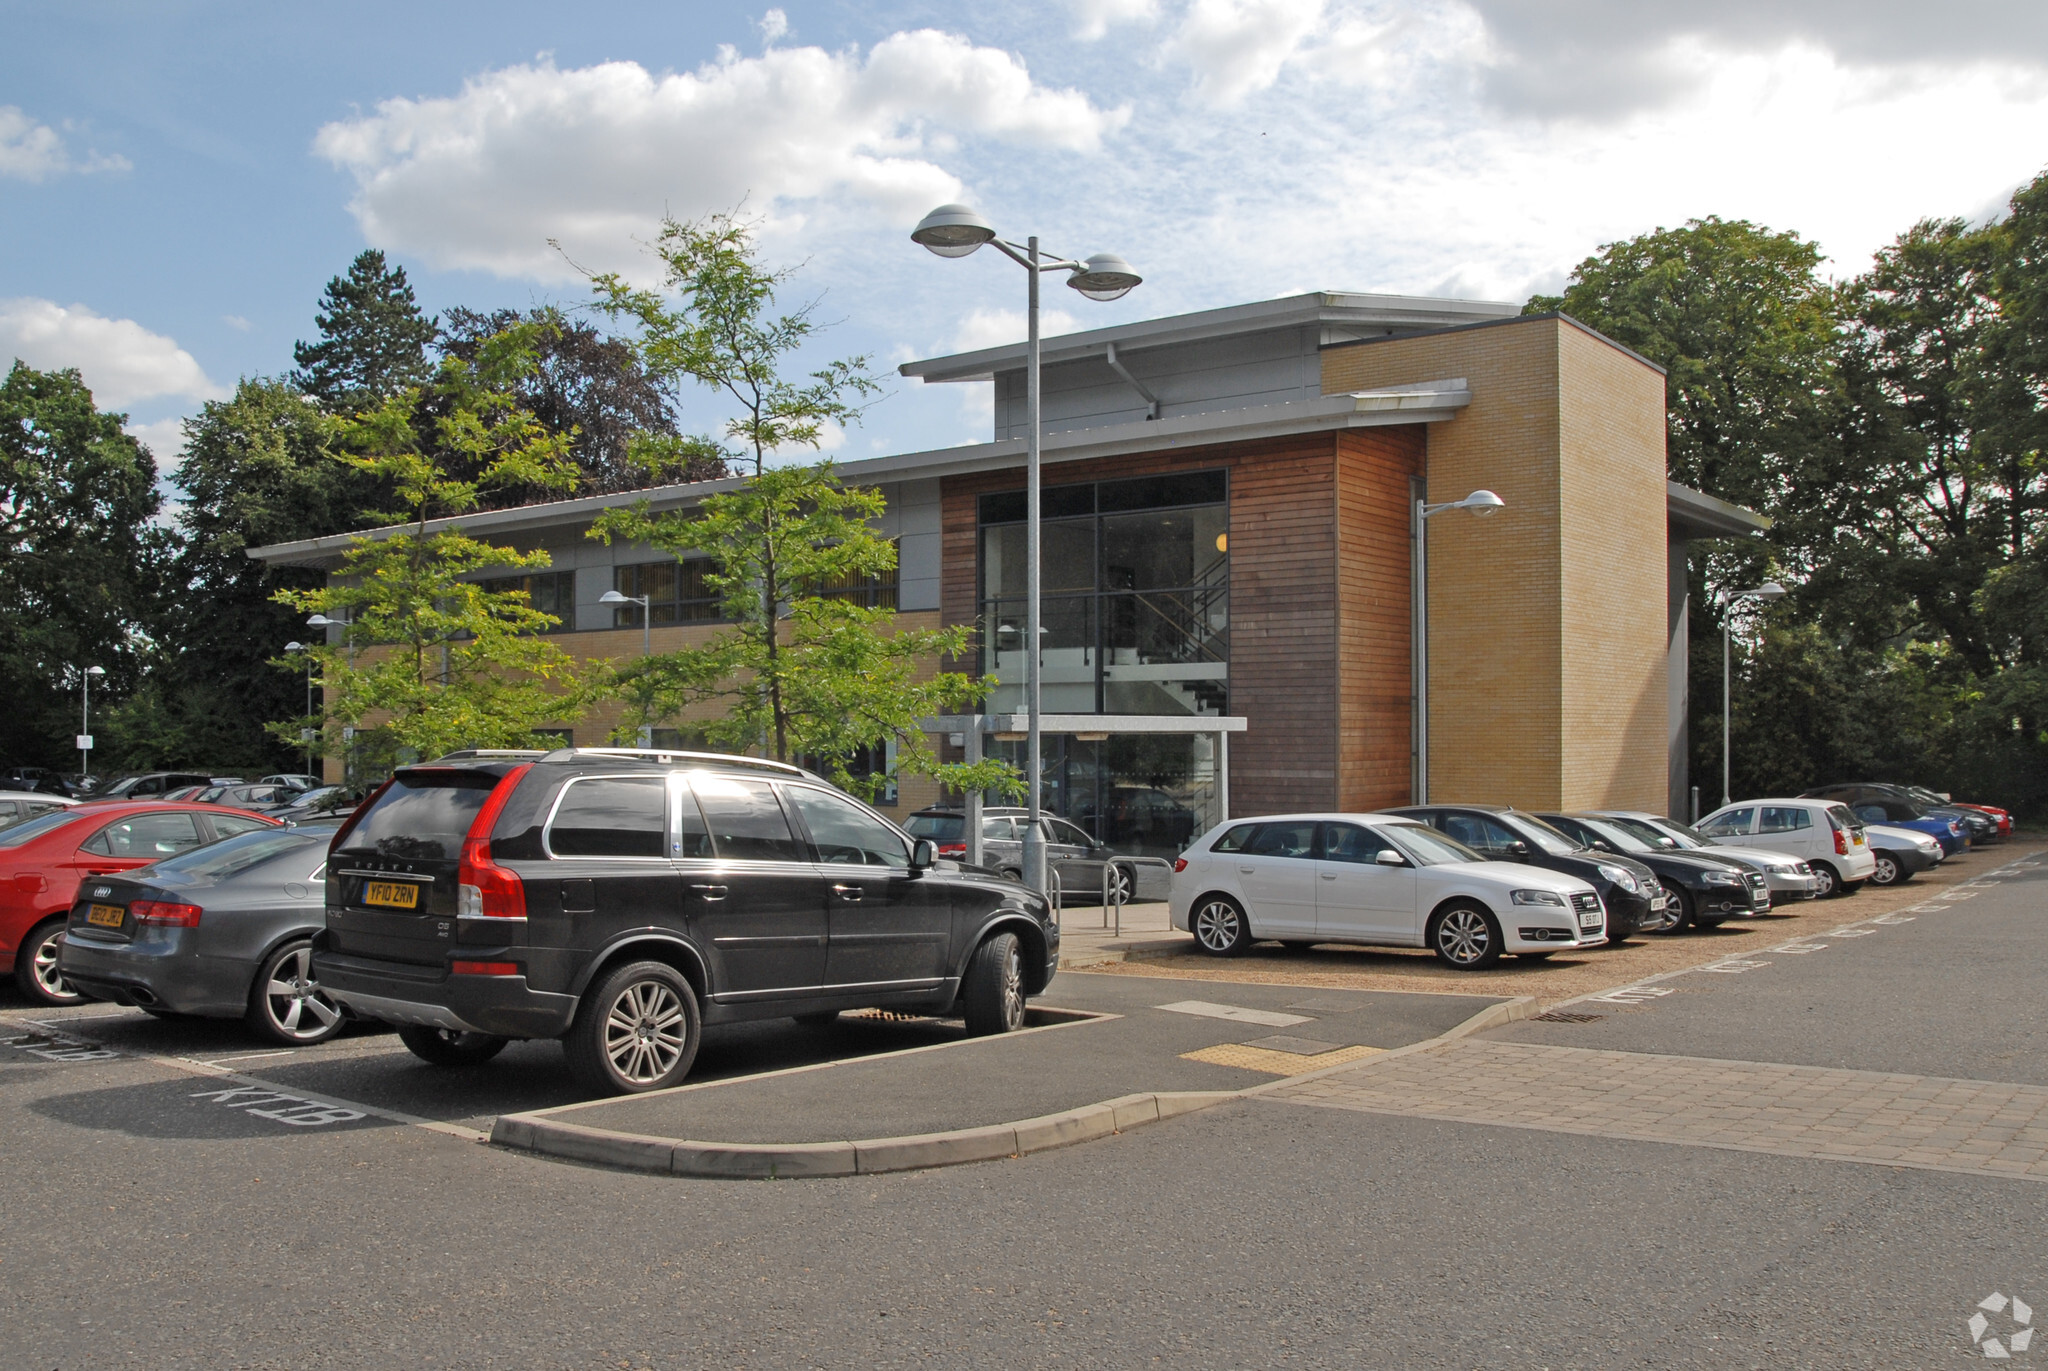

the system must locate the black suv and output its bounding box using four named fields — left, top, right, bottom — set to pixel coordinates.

left=1384, top=804, right=1666, bottom=940
left=309, top=750, right=1059, bottom=1095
